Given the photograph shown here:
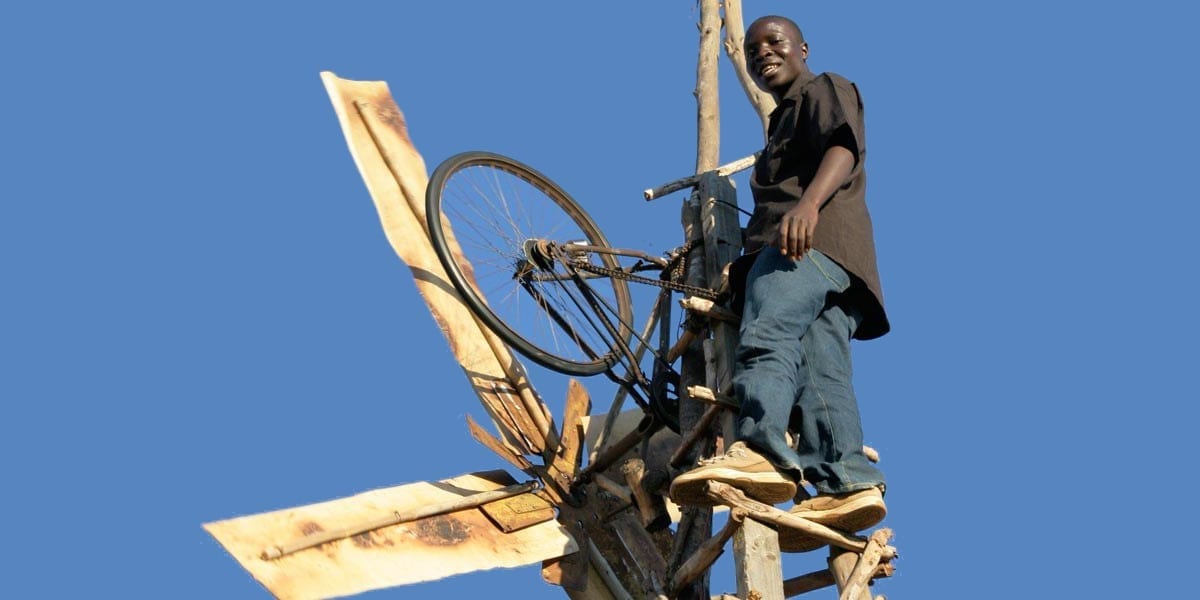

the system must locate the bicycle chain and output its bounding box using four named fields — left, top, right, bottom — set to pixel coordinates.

left=570, top=243, right=721, bottom=301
